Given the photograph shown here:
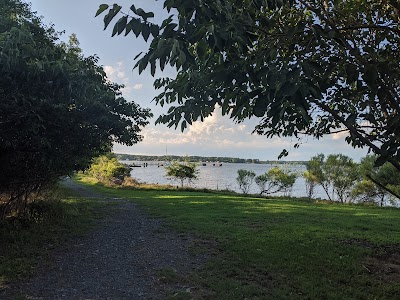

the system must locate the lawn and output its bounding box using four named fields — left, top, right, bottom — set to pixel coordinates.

left=77, top=176, right=400, bottom=300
